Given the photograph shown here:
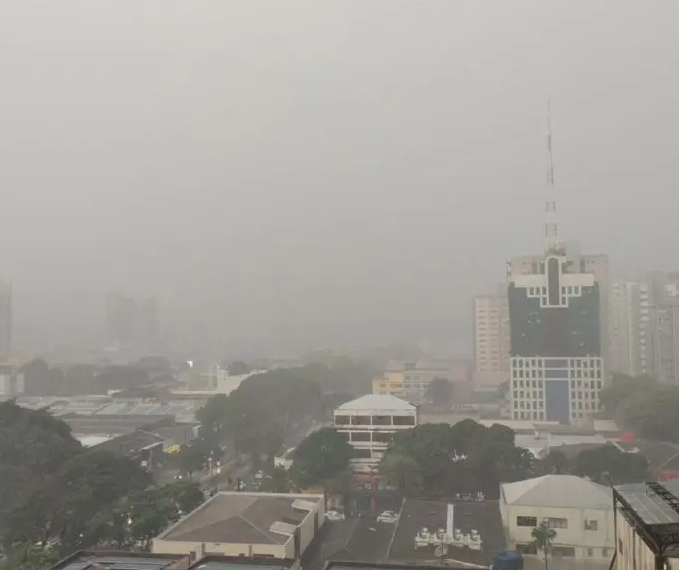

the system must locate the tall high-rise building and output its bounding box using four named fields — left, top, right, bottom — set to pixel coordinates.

left=508, top=249, right=607, bottom=422
left=649, top=274, right=679, bottom=385
left=507, top=104, right=606, bottom=423
left=473, top=285, right=510, bottom=385
left=105, top=293, right=159, bottom=349
left=0, top=281, right=12, bottom=360
left=609, top=279, right=653, bottom=377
